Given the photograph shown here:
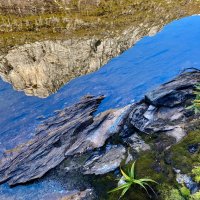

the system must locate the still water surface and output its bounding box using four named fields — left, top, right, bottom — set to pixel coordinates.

left=0, top=16, right=200, bottom=199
